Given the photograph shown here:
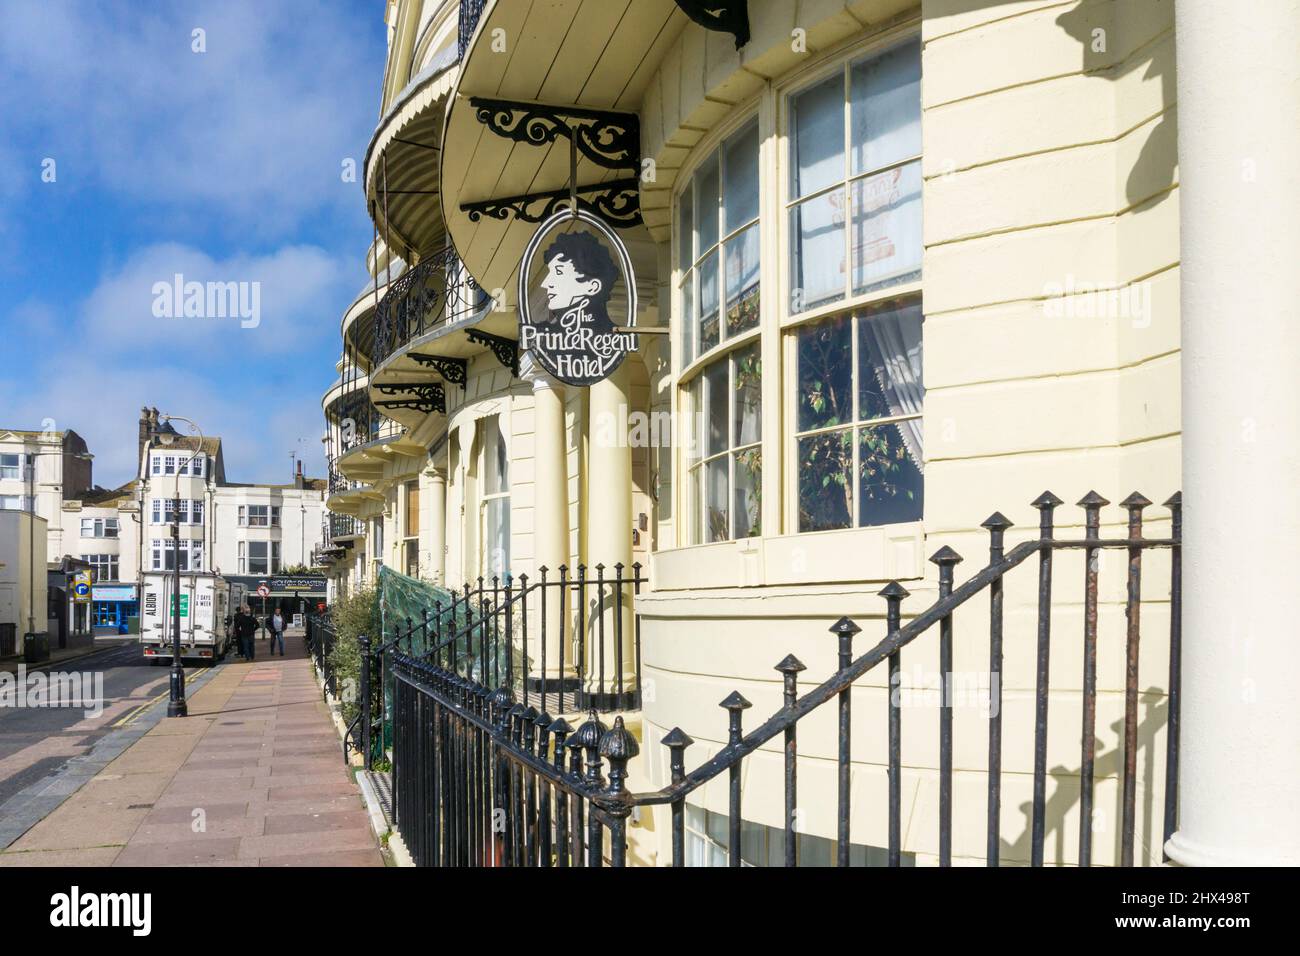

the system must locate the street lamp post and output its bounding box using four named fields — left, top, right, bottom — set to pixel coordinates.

left=161, top=415, right=203, bottom=718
